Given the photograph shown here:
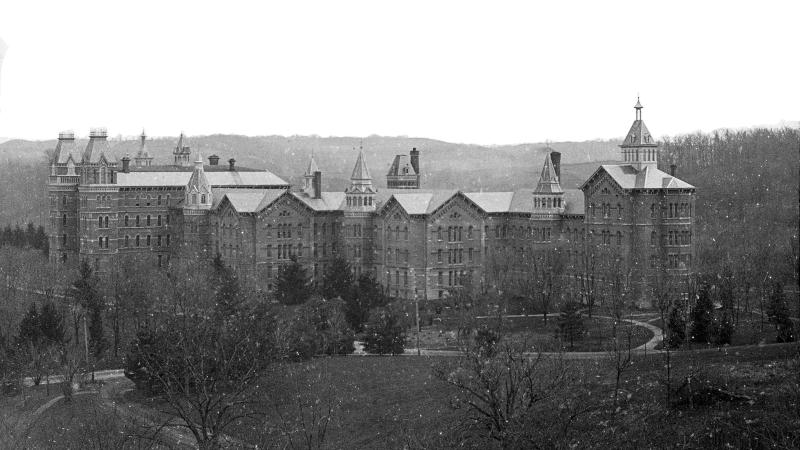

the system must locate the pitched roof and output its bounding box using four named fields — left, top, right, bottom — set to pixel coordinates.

left=292, top=191, right=346, bottom=211
left=620, top=120, right=657, bottom=148
left=533, top=153, right=564, bottom=194
left=186, top=162, right=211, bottom=194
left=464, top=192, right=515, bottom=213
left=116, top=169, right=289, bottom=187
left=350, top=148, right=372, bottom=180
left=562, top=189, right=585, bottom=215
left=585, top=164, right=695, bottom=190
